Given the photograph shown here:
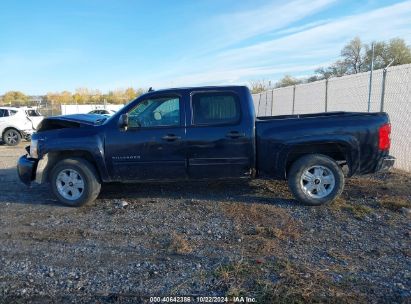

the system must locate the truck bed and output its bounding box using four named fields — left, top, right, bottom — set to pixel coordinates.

left=255, top=111, right=390, bottom=179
